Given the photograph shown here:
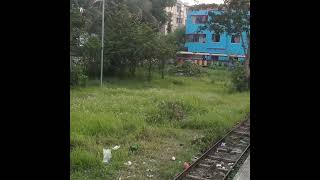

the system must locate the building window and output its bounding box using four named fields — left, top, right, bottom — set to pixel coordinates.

left=177, top=4, right=181, bottom=13
left=212, top=34, right=220, bottom=42
left=191, top=15, right=208, bottom=24
left=231, top=35, right=240, bottom=43
left=186, top=34, right=206, bottom=43
left=177, top=18, right=182, bottom=24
